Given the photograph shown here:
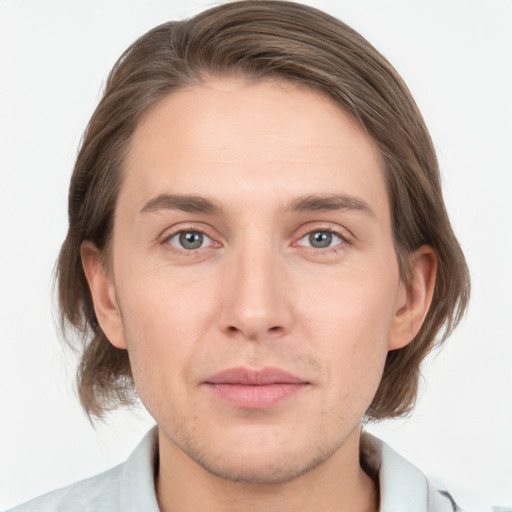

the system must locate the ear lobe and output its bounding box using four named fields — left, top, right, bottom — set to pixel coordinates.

left=80, top=241, right=127, bottom=349
left=388, top=245, right=437, bottom=351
